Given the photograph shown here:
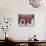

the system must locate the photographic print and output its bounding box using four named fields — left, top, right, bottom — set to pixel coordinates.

left=18, top=14, right=35, bottom=26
